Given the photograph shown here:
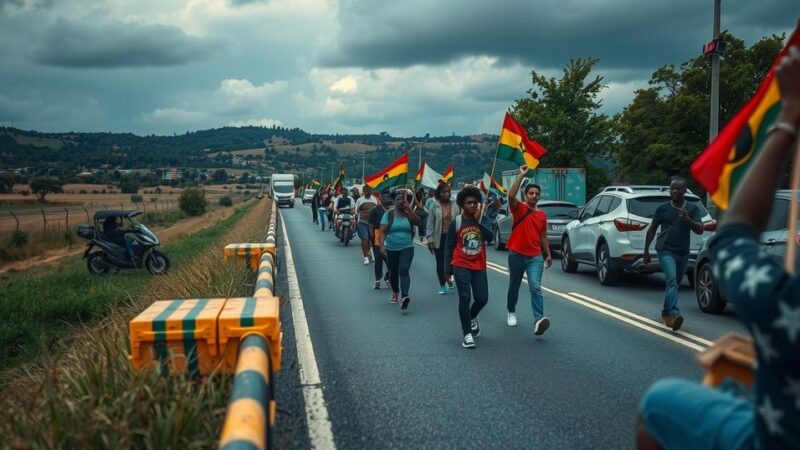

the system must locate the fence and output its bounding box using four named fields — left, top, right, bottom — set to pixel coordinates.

left=0, top=201, right=180, bottom=240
